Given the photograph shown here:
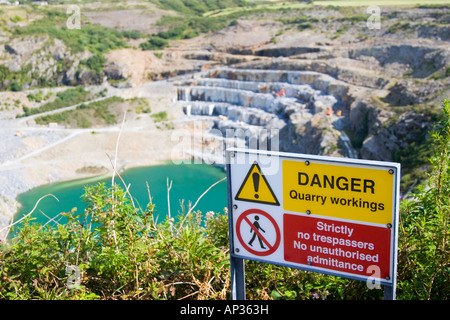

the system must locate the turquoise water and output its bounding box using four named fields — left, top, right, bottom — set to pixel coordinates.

left=12, top=163, right=227, bottom=232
